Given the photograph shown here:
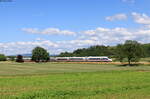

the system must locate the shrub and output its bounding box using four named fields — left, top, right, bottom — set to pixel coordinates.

left=16, top=55, right=24, bottom=63
left=0, top=54, right=6, bottom=61
left=7, top=56, right=15, bottom=61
